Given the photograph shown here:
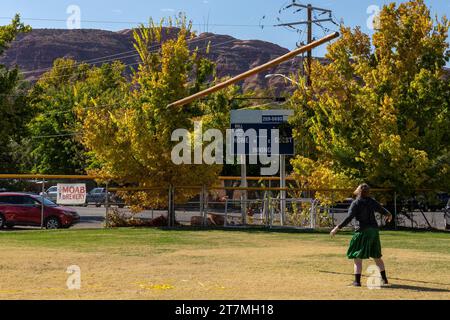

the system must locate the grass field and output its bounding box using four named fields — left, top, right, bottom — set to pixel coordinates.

left=0, top=228, right=449, bottom=300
